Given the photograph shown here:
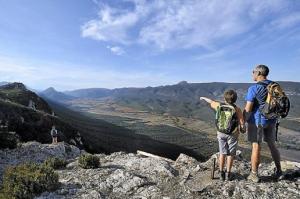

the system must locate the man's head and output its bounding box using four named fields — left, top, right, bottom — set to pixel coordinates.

left=52, top=125, right=55, bottom=129
left=252, top=64, right=269, bottom=81
left=224, top=90, right=237, bottom=105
